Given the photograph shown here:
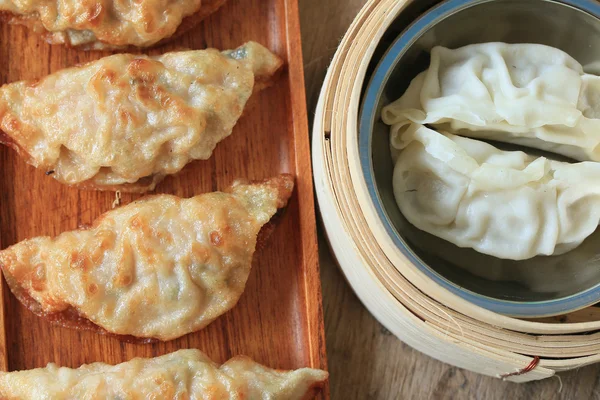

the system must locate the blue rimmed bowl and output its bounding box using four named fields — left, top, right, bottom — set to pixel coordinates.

left=360, top=0, right=600, bottom=318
